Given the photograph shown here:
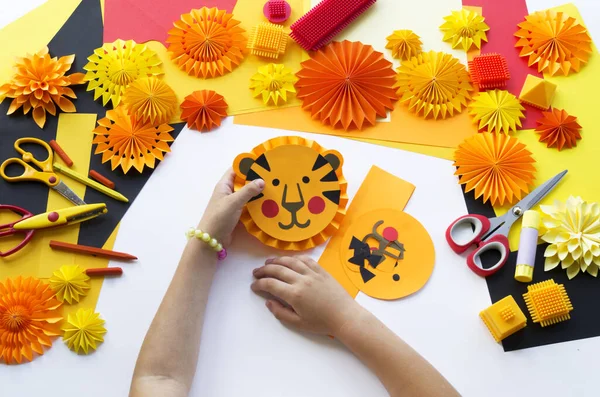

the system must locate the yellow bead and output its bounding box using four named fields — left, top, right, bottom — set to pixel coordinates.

left=216, top=243, right=223, bottom=252
left=186, top=227, right=195, bottom=238
left=209, top=238, right=218, bottom=247
left=194, top=229, right=204, bottom=239
left=201, top=233, right=210, bottom=242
